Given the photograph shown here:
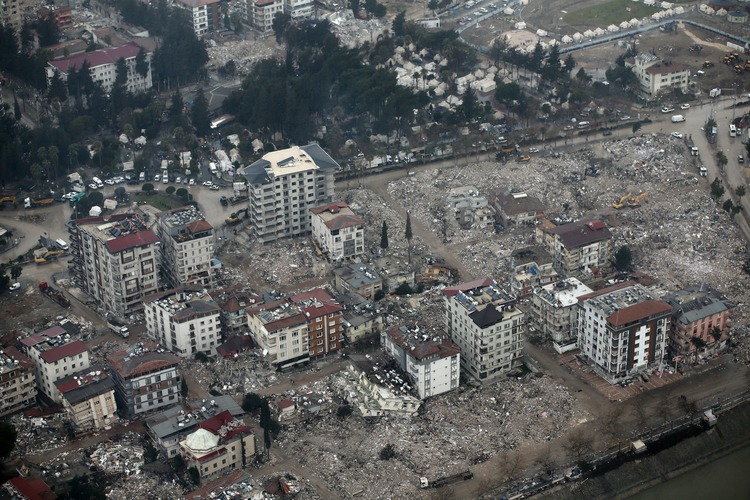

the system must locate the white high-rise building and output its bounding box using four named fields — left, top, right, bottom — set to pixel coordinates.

left=443, top=278, right=524, bottom=382
left=530, top=277, right=592, bottom=353
left=156, top=206, right=214, bottom=289
left=238, top=144, right=337, bottom=243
